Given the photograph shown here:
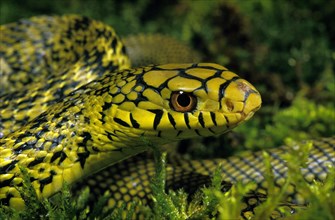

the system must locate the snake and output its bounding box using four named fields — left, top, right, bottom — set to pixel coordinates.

left=0, top=15, right=334, bottom=218
left=76, top=137, right=334, bottom=218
